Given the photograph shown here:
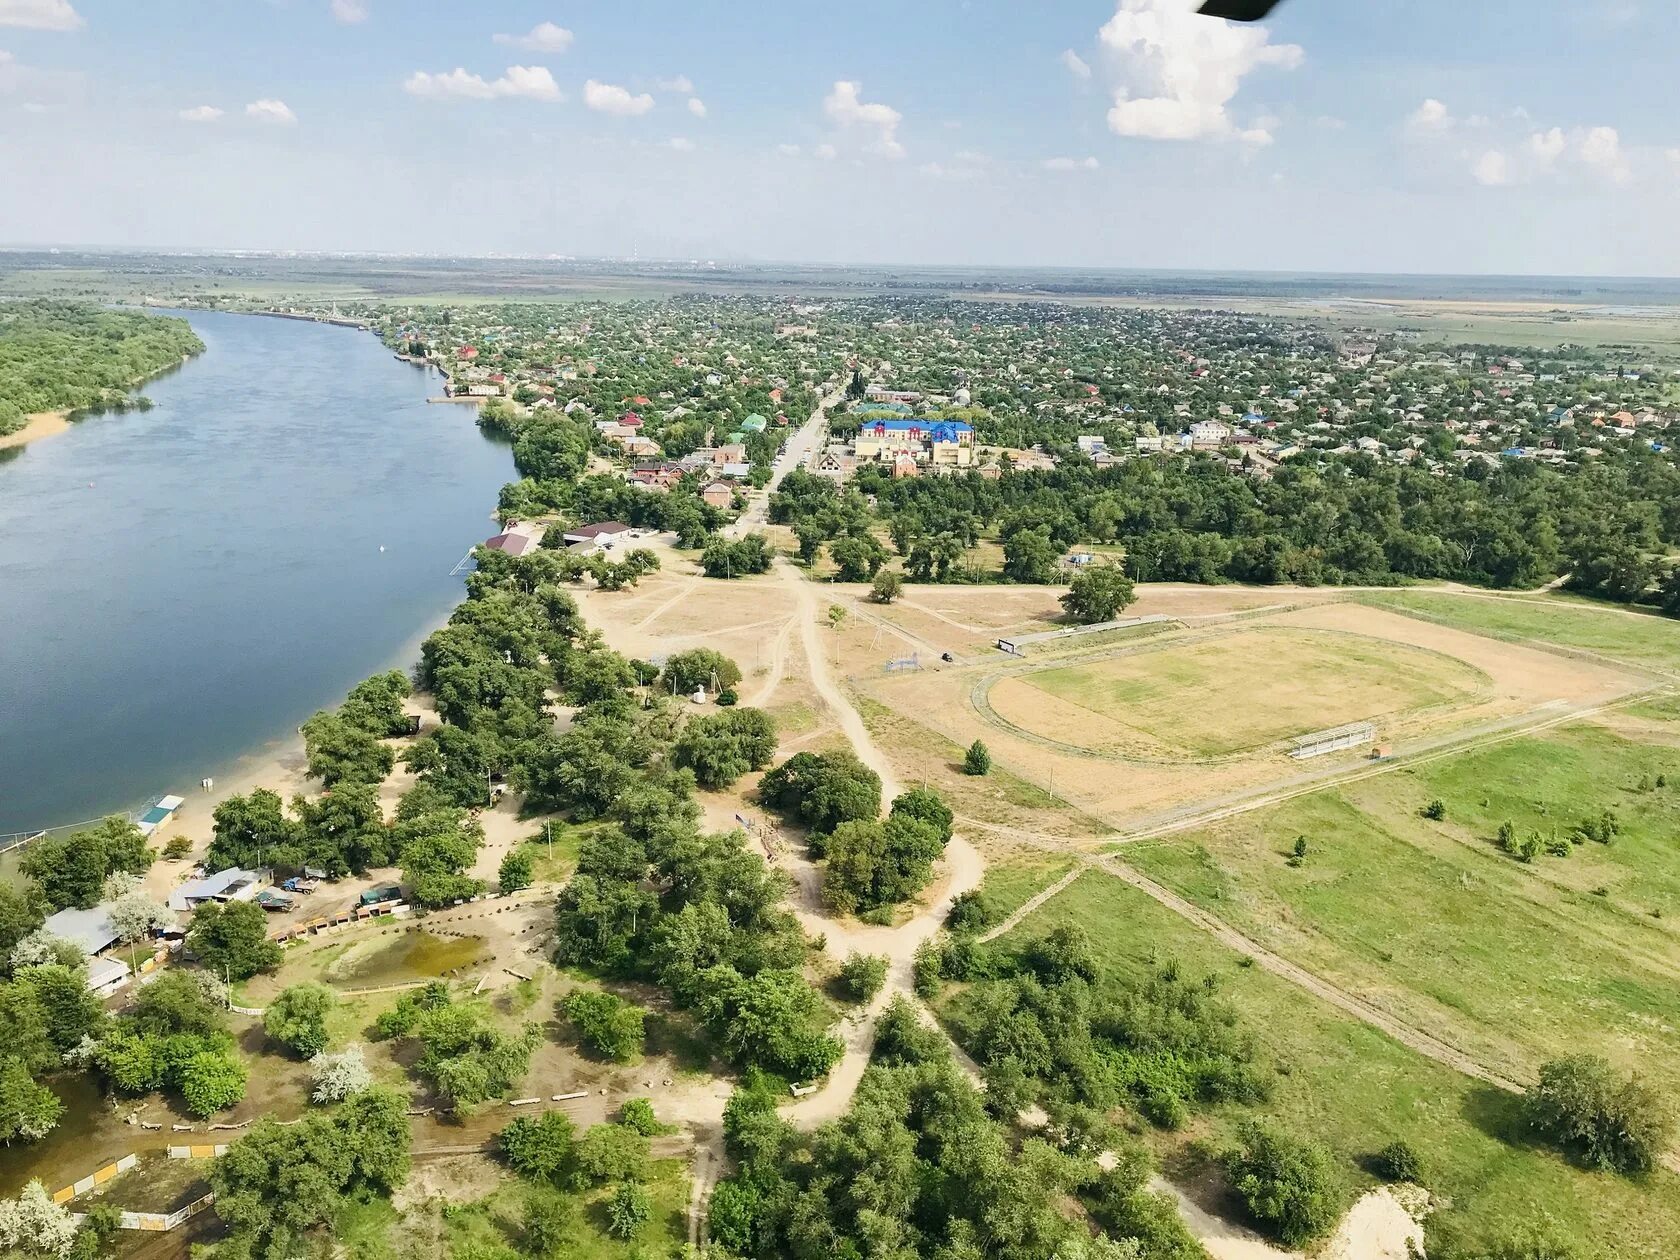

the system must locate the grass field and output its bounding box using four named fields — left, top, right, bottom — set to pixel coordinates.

left=997, top=870, right=1680, bottom=1260
left=328, top=1158, right=689, bottom=1260
left=1359, top=591, right=1680, bottom=676
left=1123, top=724, right=1680, bottom=1097
left=1013, top=627, right=1486, bottom=759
